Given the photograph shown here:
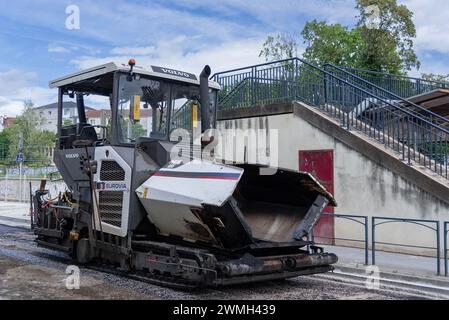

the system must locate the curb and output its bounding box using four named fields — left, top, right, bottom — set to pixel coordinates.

left=335, top=264, right=449, bottom=293
left=0, top=216, right=31, bottom=229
